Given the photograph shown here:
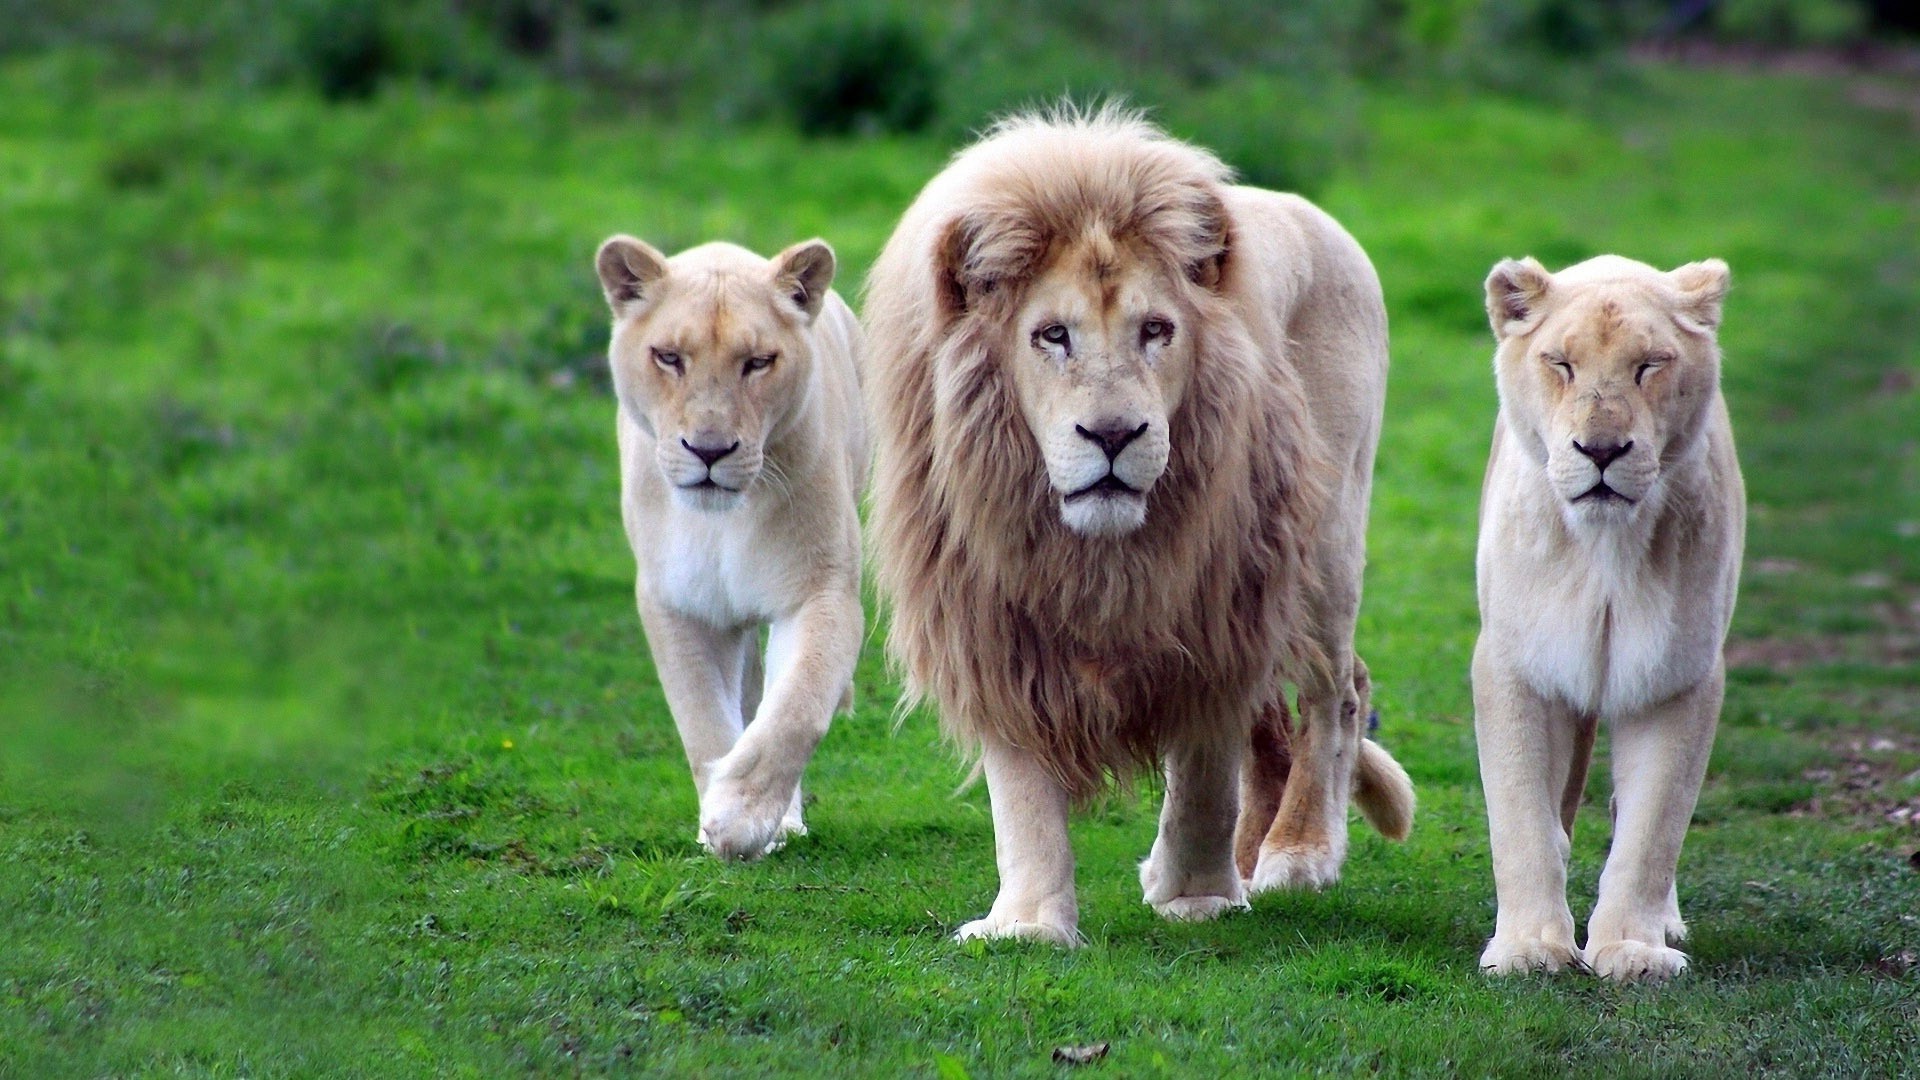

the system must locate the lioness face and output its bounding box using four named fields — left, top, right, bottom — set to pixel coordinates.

left=1005, top=238, right=1195, bottom=538
left=1487, top=256, right=1729, bottom=526
left=597, top=237, right=836, bottom=512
